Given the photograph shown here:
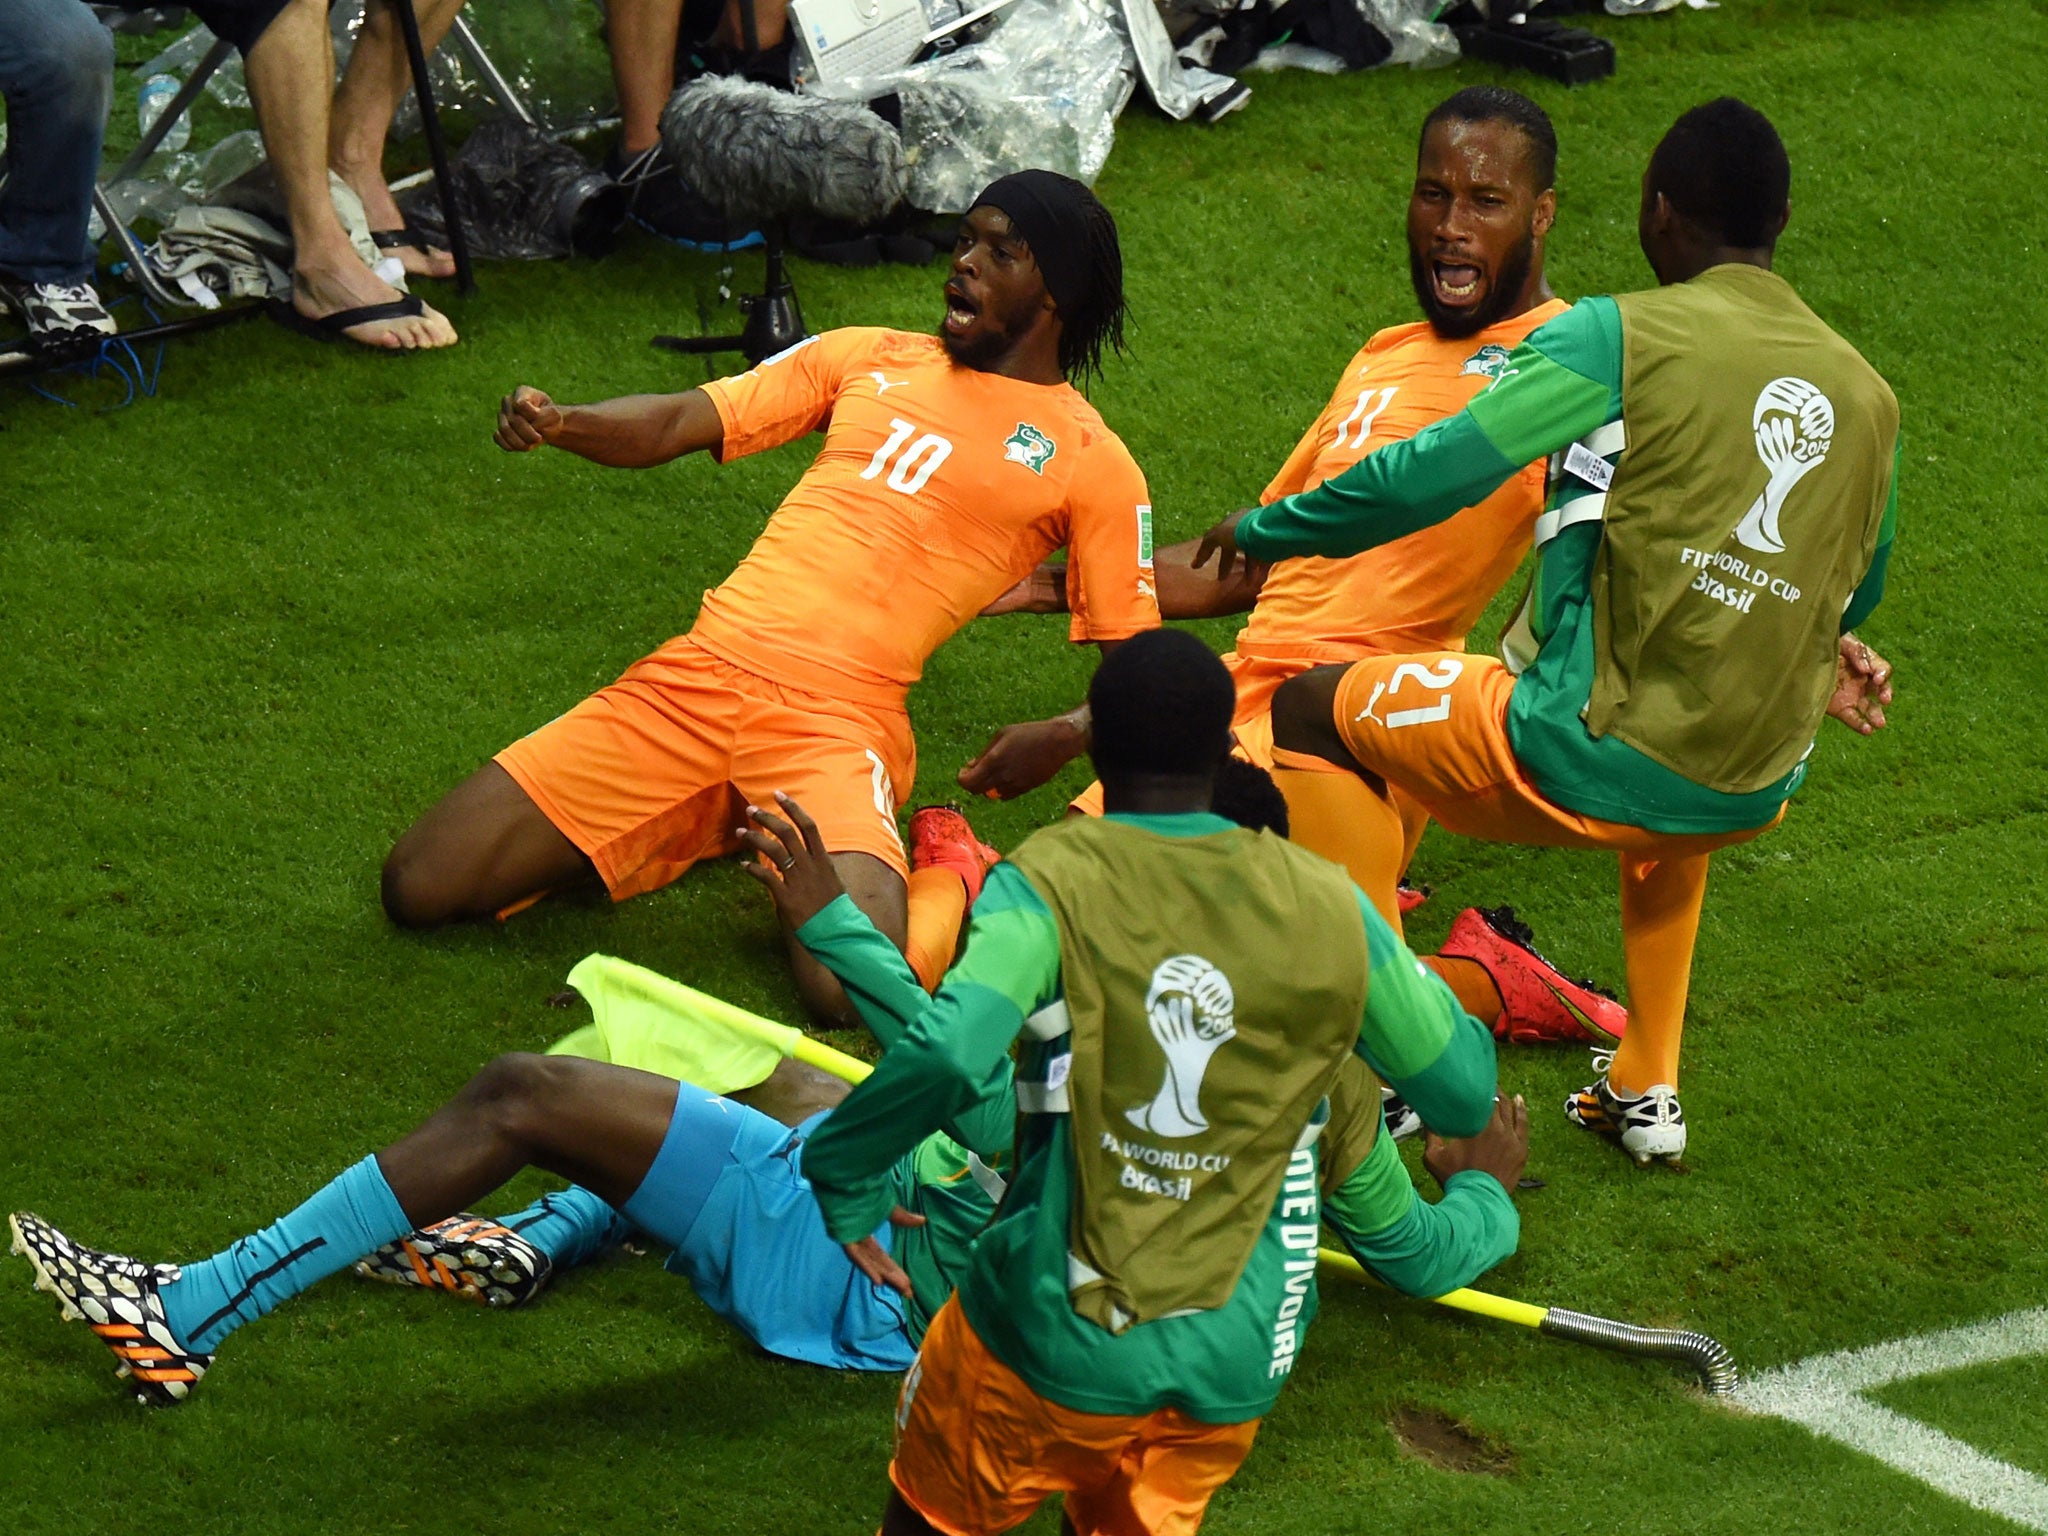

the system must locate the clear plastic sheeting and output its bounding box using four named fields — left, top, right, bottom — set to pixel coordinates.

left=399, top=117, right=628, bottom=260
left=1356, top=0, right=1458, bottom=65
left=1108, top=0, right=1244, bottom=120
left=331, top=0, right=617, bottom=136
left=816, top=0, right=1134, bottom=214
left=134, top=23, right=249, bottom=108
